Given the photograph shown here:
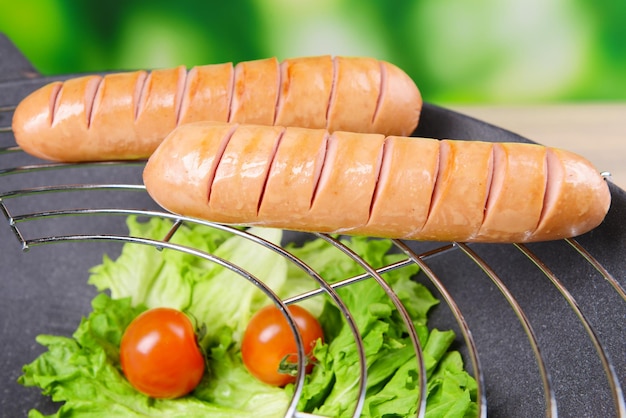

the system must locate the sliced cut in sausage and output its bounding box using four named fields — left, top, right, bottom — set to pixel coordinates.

left=20, top=75, right=104, bottom=161
left=178, top=63, right=233, bottom=125
left=350, top=136, right=439, bottom=238
left=307, top=131, right=385, bottom=233
left=208, top=124, right=285, bottom=224
left=229, top=57, right=280, bottom=125
left=274, top=55, right=334, bottom=129
left=134, top=66, right=187, bottom=154
left=372, top=61, right=423, bottom=136
left=10, top=81, right=62, bottom=160
left=142, top=122, right=238, bottom=220
left=476, top=143, right=547, bottom=242
left=530, top=148, right=612, bottom=241
left=417, top=140, right=494, bottom=242
left=257, top=127, right=328, bottom=228
left=89, top=71, right=147, bottom=160
left=143, top=122, right=611, bottom=243
left=326, top=56, right=381, bottom=134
